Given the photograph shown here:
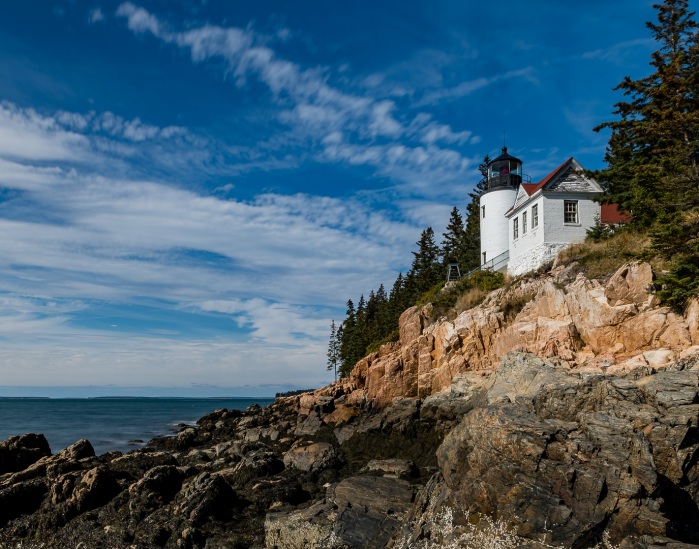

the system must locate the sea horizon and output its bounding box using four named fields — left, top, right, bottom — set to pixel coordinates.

left=0, top=395, right=276, bottom=400
left=0, top=396, right=276, bottom=455
left=0, top=384, right=322, bottom=399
